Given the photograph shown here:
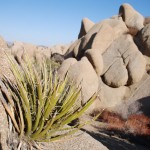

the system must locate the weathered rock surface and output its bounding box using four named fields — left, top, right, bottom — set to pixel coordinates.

left=119, top=3, right=144, bottom=35
left=58, top=57, right=99, bottom=111
left=0, top=50, right=14, bottom=80
left=85, top=49, right=103, bottom=76
left=63, top=3, right=148, bottom=113
left=0, top=36, right=7, bottom=49
left=68, top=57, right=99, bottom=105
left=91, top=24, right=115, bottom=54
left=128, top=73, right=150, bottom=117
left=58, top=58, right=77, bottom=79
left=37, top=46, right=51, bottom=59
left=102, top=58, right=128, bottom=87
left=135, top=23, right=150, bottom=56
left=67, top=18, right=128, bottom=60
left=9, top=41, right=70, bottom=63
left=0, top=95, right=9, bottom=150
left=96, top=78, right=130, bottom=110
left=11, top=41, right=52, bottom=62
left=0, top=2, right=150, bottom=150
left=50, top=44, right=70, bottom=55
left=42, top=129, right=108, bottom=150
left=78, top=18, right=95, bottom=39
left=102, top=34, right=146, bottom=87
